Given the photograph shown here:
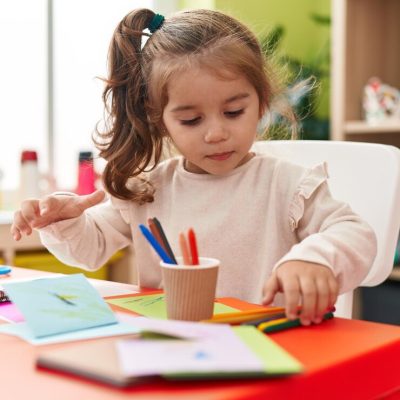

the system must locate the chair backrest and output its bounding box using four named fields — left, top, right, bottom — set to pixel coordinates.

left=252, top=140, right=400, bottom=318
